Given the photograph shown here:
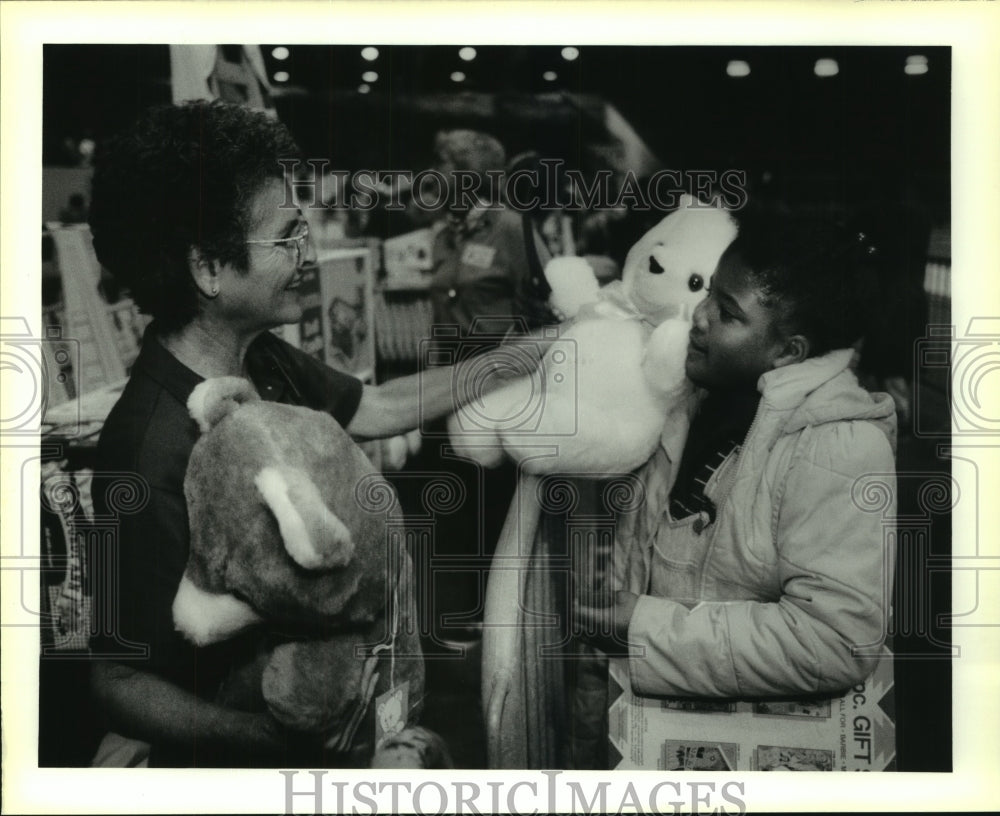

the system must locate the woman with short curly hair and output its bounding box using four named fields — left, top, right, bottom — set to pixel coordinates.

left=90, top=101, right=302, bottom=333
left=87, top=100, right=539, bottom=767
